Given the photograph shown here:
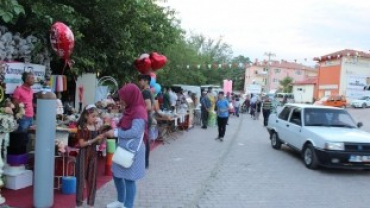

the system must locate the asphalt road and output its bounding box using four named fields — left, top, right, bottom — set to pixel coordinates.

left=93, top=107, right=370, bottom=208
